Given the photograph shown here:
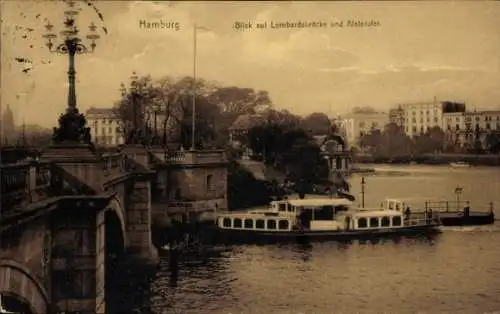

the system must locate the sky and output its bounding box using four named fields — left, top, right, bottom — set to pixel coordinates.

left=1, top=0, right=500, bottom=128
